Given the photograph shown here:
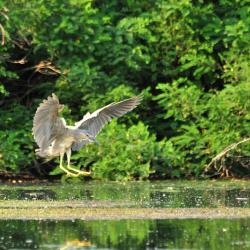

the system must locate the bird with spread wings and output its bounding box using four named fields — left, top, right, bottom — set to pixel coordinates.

left=32, top=94, right=142, bottom=177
